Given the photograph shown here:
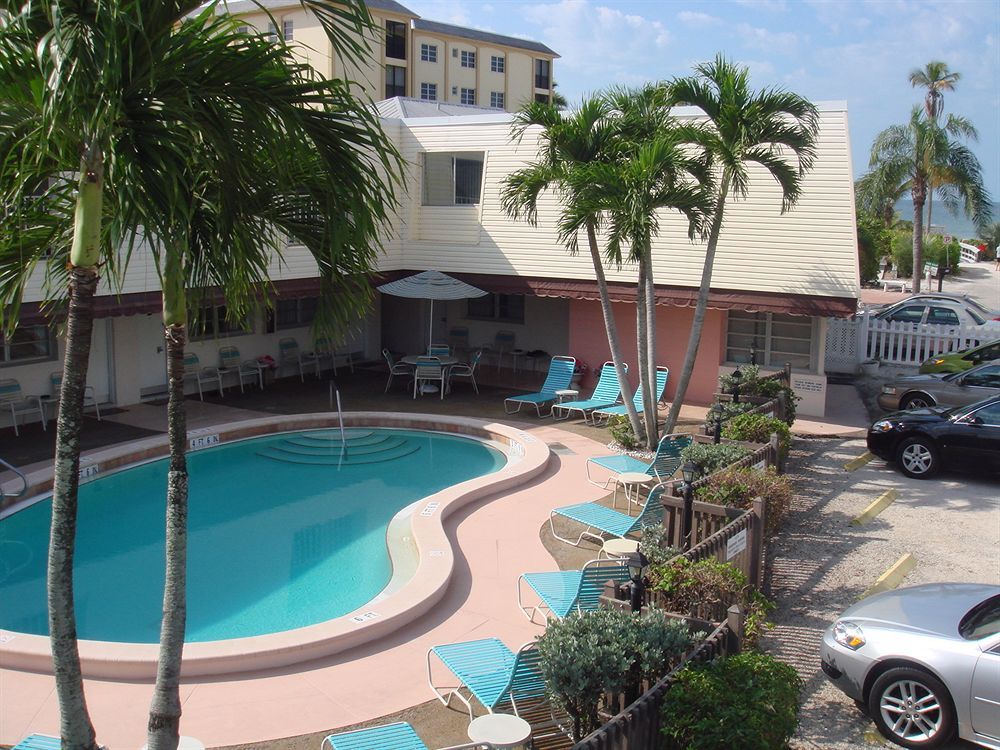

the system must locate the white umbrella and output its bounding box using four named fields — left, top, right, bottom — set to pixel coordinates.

left=377, top=270, right=488, bottom=350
